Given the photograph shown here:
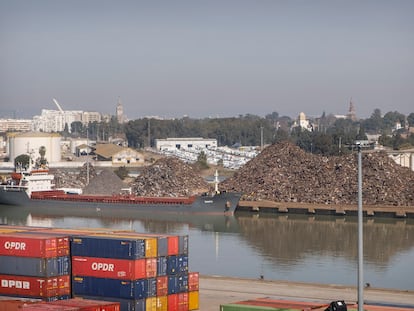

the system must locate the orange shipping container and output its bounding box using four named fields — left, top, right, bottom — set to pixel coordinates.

left=156, top=296, right=168, bottom=311
left=188, top=291, right=199, bottom=311
left=146, top=297, right=157, bottom=311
